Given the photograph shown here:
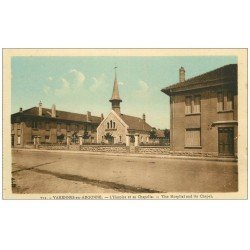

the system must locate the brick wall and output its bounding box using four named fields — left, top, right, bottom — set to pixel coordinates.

left=80, top=145, right=127, bottom=153
left=138, top=146, right=170, bottom=154
left=171, top=86, right=237, bottom=156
